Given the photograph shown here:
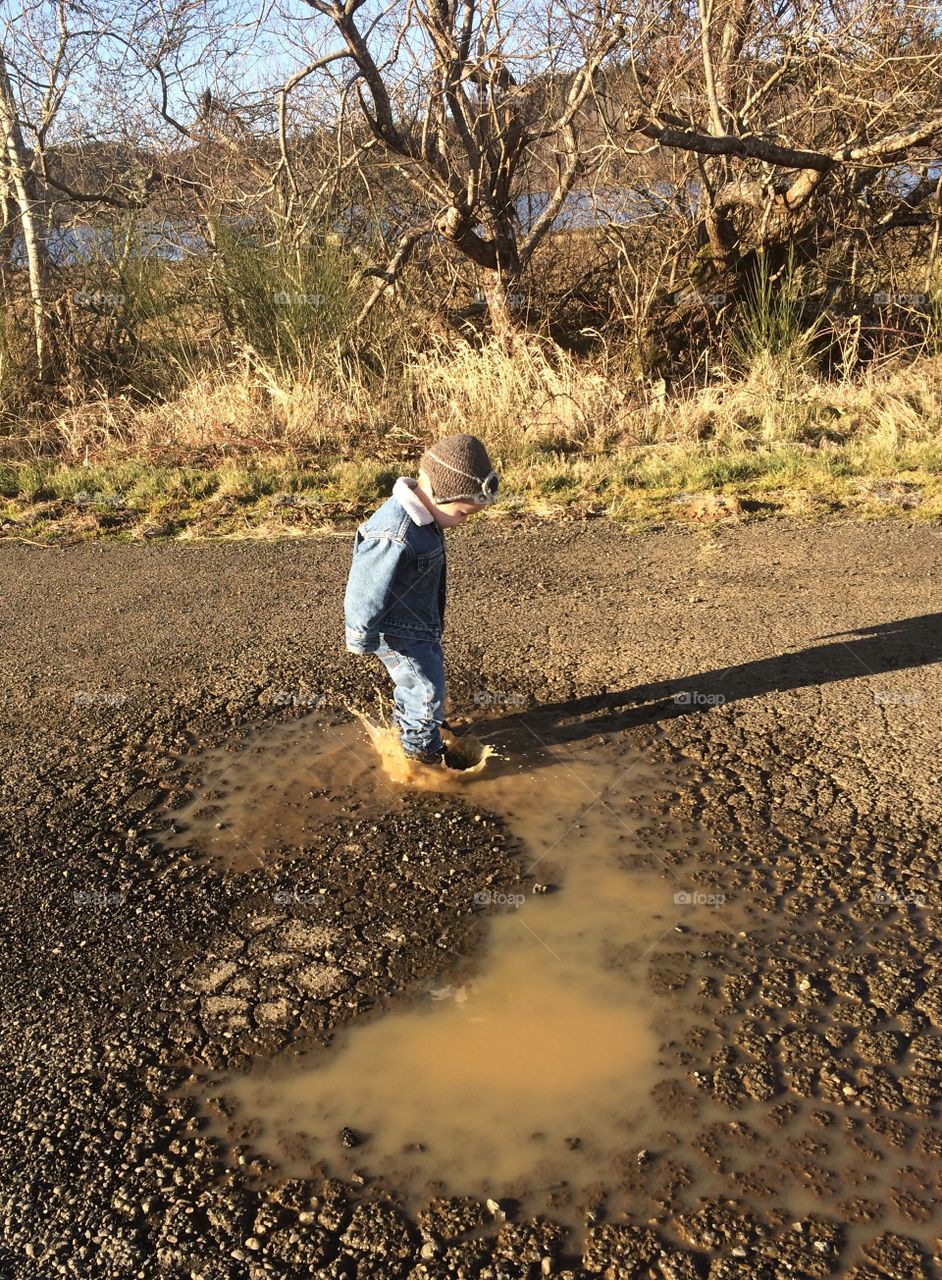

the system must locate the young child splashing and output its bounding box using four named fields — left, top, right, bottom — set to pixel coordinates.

left=343, top=434, right=499, bottom=771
